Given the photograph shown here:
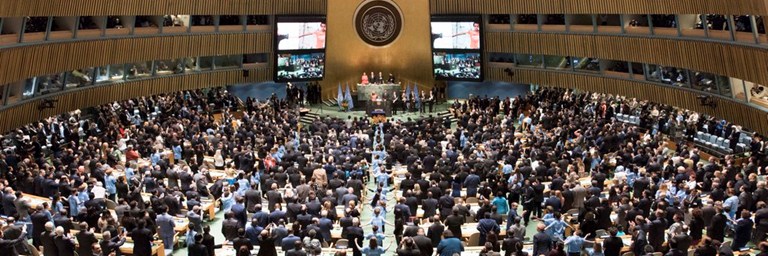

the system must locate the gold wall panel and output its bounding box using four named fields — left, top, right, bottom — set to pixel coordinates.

left=0, top=0, right=326, bottom=17
left=0, top=68, right=272, bottom=133
left=430, top=0, right=768, bottom=15
left=487, top=67, right=768, bottom=135
left=486, top=32, right=768, bottom=89
left=0, top=33, right=273, bottom=85
left=322, top=0, right=434, bottom=99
